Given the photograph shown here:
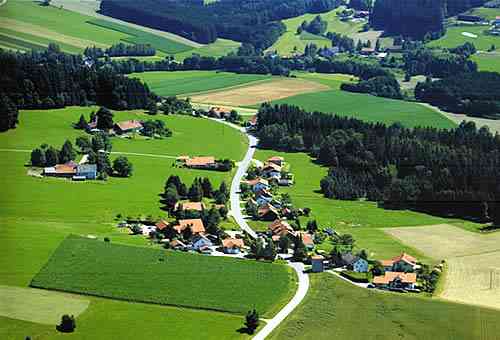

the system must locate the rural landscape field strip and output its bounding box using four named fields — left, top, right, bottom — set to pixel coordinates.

left=31, top=235, right=293, bottom=316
